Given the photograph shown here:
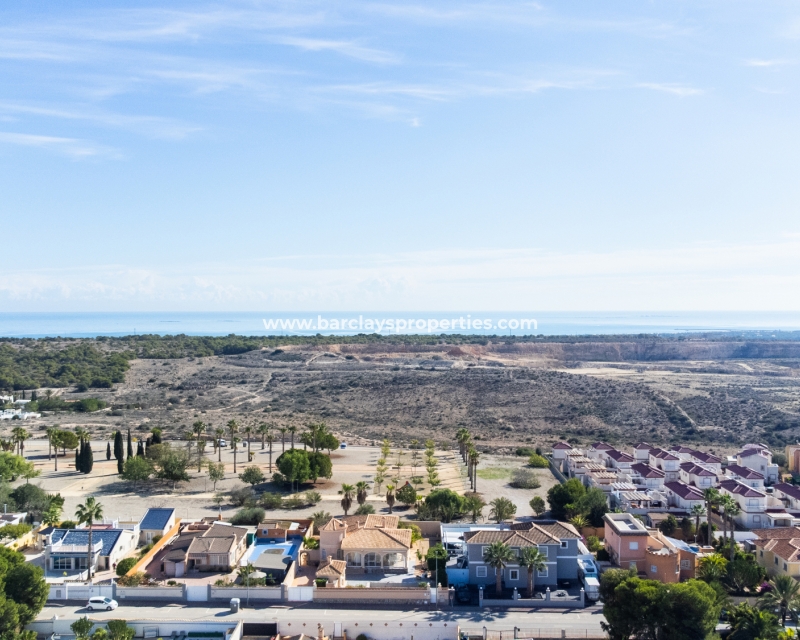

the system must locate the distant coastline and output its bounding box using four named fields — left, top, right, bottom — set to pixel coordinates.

left=1, top=311, right=800, bottom=339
